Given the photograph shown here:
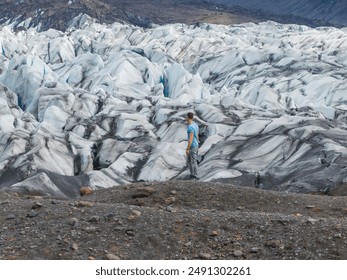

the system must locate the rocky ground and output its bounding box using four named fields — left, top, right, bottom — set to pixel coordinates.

left=1, top=181, right=346, bottom=260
